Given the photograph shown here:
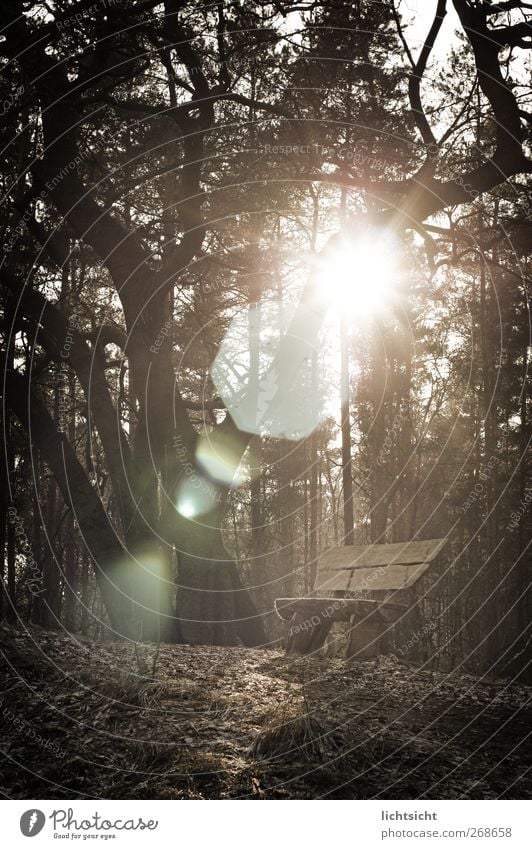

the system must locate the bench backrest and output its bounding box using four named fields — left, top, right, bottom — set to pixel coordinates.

left=314, top=538, right=447, bottom=595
